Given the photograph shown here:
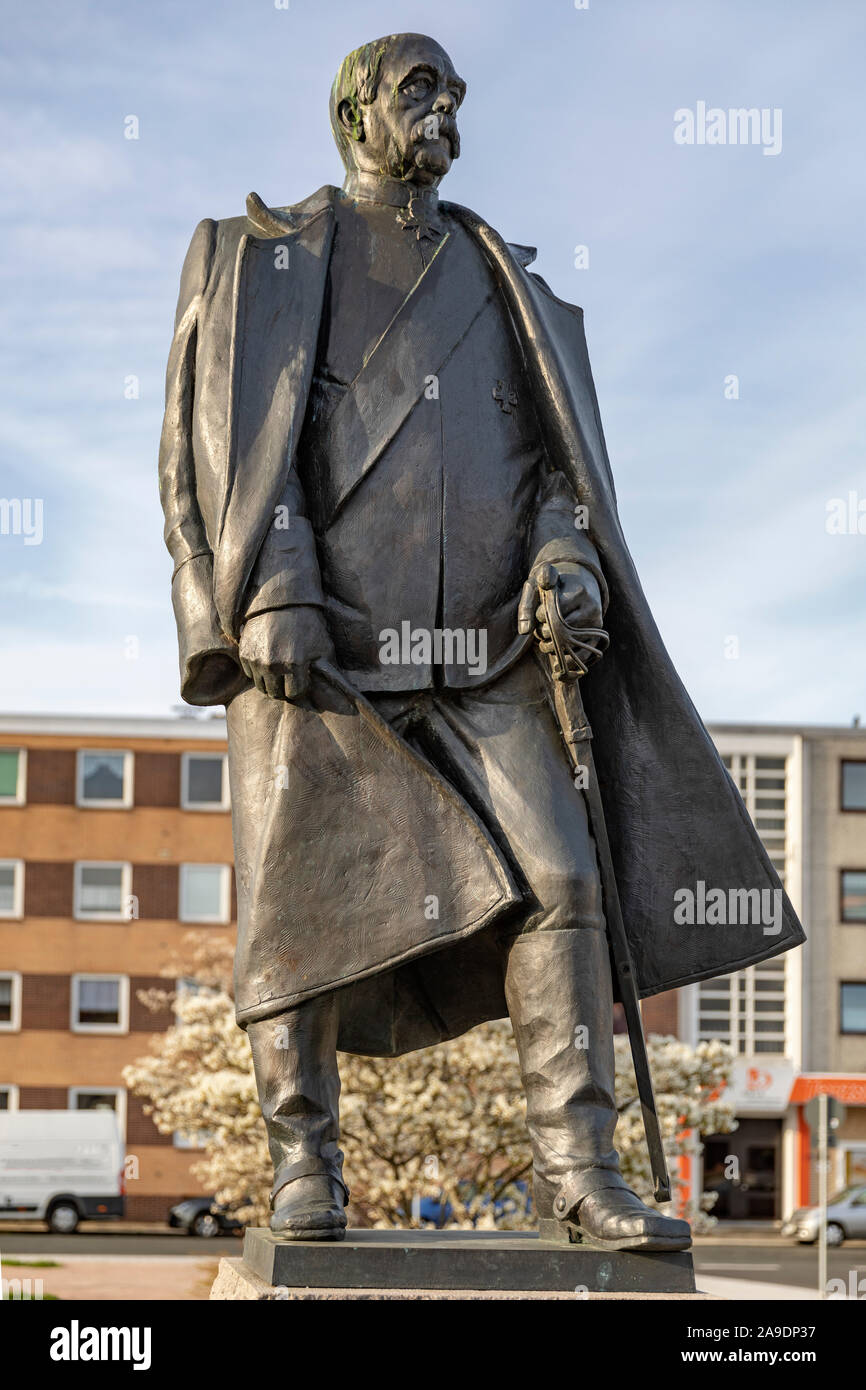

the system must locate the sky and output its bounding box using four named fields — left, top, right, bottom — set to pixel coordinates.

left=0, top=0, right=863, bottom=723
